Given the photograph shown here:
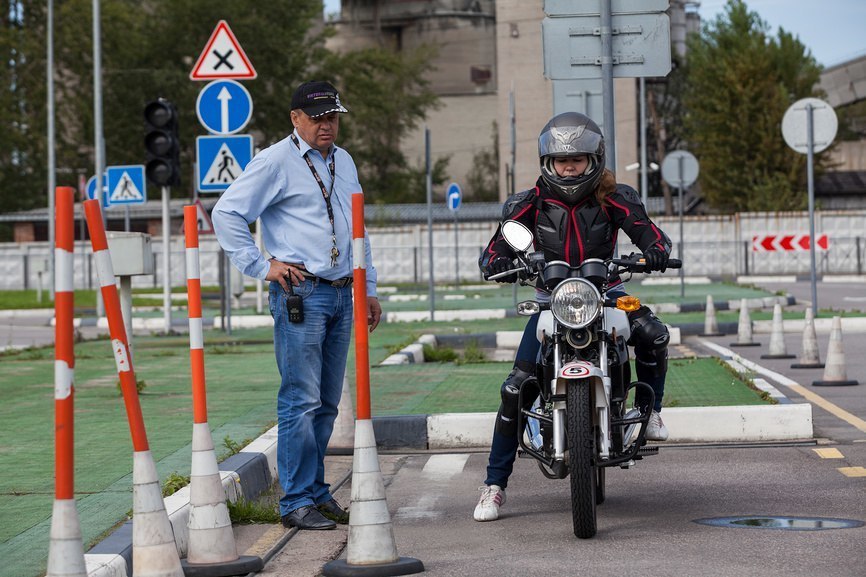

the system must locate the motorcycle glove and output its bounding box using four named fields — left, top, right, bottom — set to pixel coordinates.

left=643, top=247, right=669, bottom=273
left=487, top=256, right=518, bottom=283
